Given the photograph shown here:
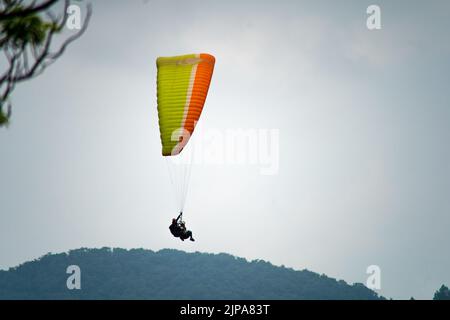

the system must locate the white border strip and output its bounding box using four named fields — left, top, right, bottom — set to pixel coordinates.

left=181, top=55, right=198, bottom=129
